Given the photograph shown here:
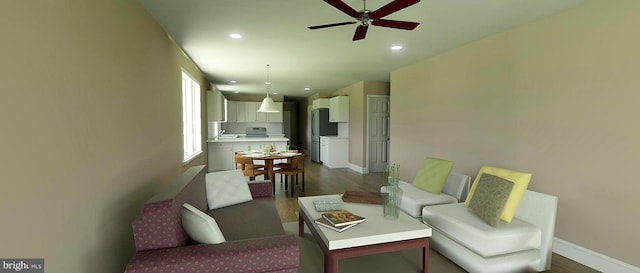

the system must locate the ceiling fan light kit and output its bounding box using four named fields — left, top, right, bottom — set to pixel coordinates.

left=308, top=0, right=421, bottom=41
